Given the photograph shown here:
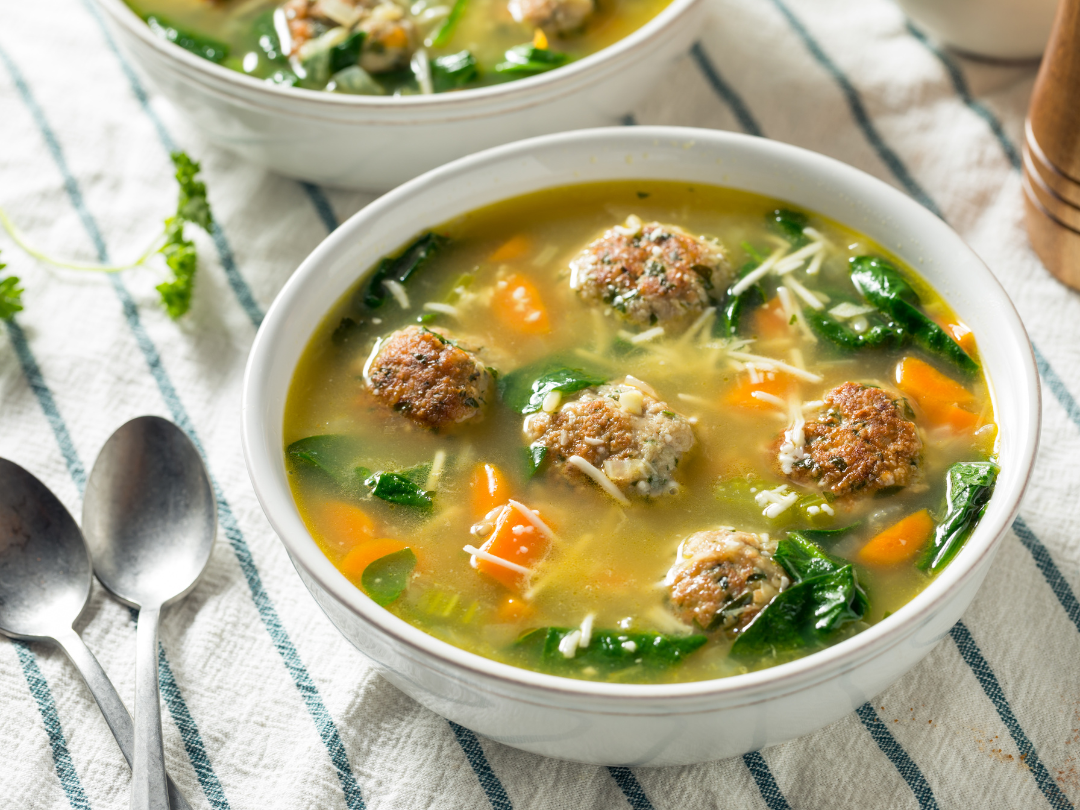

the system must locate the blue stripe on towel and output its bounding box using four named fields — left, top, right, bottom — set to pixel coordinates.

left=13, top=641, right=93, bottom=810
left=949, top=623, right=1073, bottom=809
left=1012, top=518, right=1080, bottom=634
left=854, top=704, right=939, bottom=810
left=448, top=723, right=514, bottom=810
left=904, top=23, right=1021, bottom=171
left=742, top=751, right=792, bottom=810
left=78, top=0, right=265, bottom=329
left=607, top=767, right=655, bottom=810
left=301, top=182, right=341, bottom=233
left=3, top=320, right=87, bottom=491
left=0, top=43, right=366, bottom=810
left=689, top=42, right=763, bottom=137
left=765, top=0, right=944, bottom=218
